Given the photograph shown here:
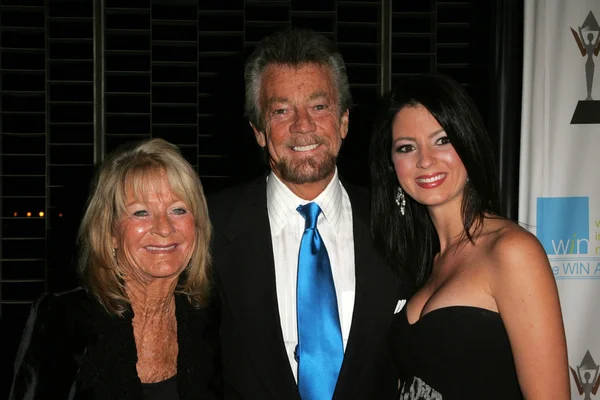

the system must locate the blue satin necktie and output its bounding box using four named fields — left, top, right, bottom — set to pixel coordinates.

left=296, top=202, right=343, bottom=400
